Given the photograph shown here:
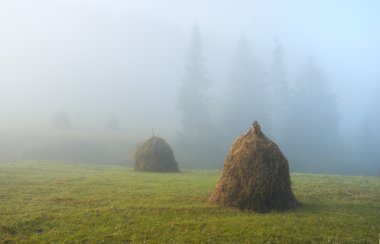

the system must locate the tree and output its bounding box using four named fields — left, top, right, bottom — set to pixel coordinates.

left=51, top=110, right=72, bottom=130
left=283, top=57, right=341, bottom=172
left=178, top=25, right=210, bottom=136
left=269, top=38, right=290, bottom=143
left=357, top=85, right=380, bottom=175
left=221, top=34, right=269, bottom=146
left=105, top=116, right=121, bottom=131
left=177, top=25, right=218, bottom=167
